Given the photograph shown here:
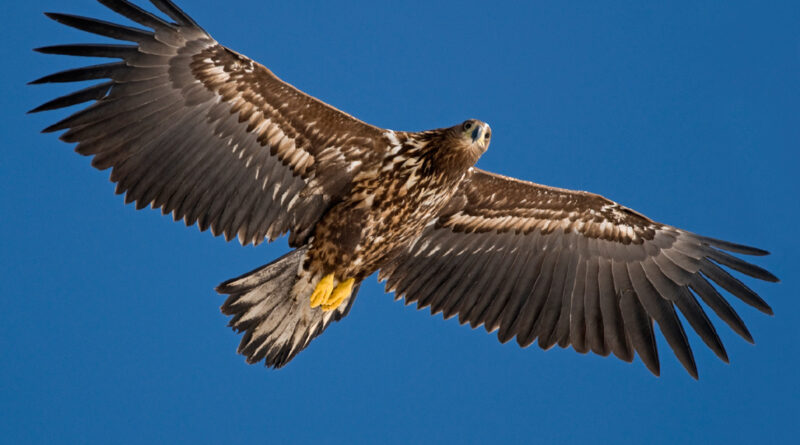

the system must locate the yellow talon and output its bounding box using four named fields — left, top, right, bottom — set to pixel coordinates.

left=322, top=278, right=355, bottom=312
left=310, top=273, right=334, bottom=308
